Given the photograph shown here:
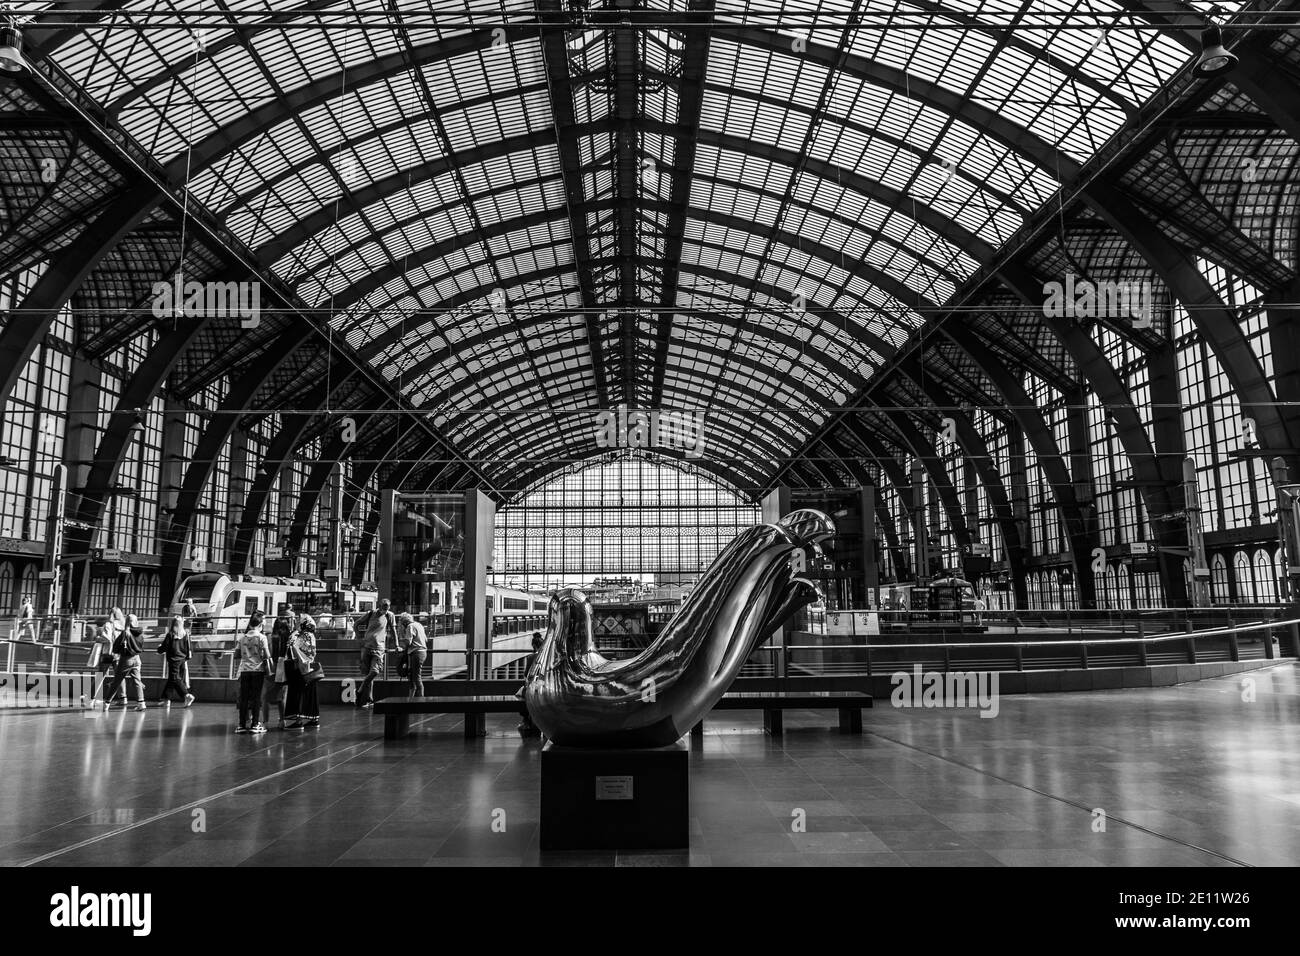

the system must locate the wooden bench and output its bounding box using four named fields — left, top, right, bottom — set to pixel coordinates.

left=693, top=691, right=872, bottom=737
left=375, top=695, right=521, bottom=740
left=376, top=688, right=872, bottom=741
